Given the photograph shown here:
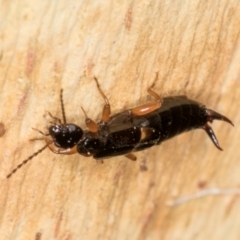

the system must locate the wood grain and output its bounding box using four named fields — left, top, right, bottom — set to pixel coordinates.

left=0, top=0, right=239, bottom=239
